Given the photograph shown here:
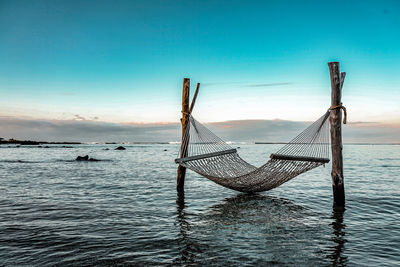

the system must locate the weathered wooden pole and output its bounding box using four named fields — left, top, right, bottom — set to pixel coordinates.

left=177, top=78, right=190, bottom=192
left=190, top=83, right=200, bottom=113
left=328, top=62, right=346, bottom=207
